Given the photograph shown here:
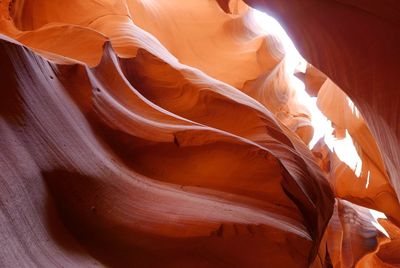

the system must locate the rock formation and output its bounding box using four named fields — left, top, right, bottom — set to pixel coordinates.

left=0, top=0, right=399, bottom=267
